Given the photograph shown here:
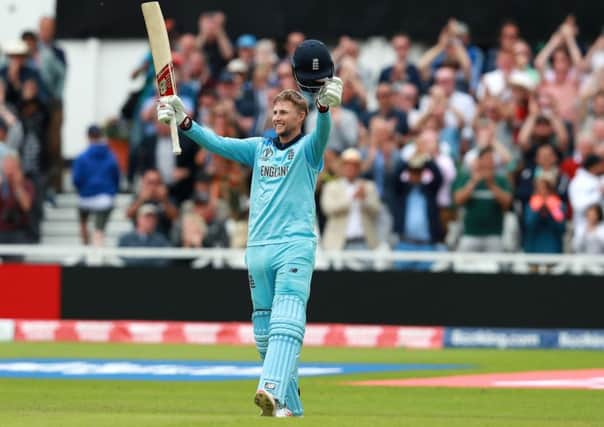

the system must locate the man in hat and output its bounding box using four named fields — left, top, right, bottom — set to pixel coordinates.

left=0, top=40, right=48, bottom=106
left=392, top=152, right=444, bottom=270
left=320, top=148, right=381, bottom=251
left=117, top=203, right=170, bottom=266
